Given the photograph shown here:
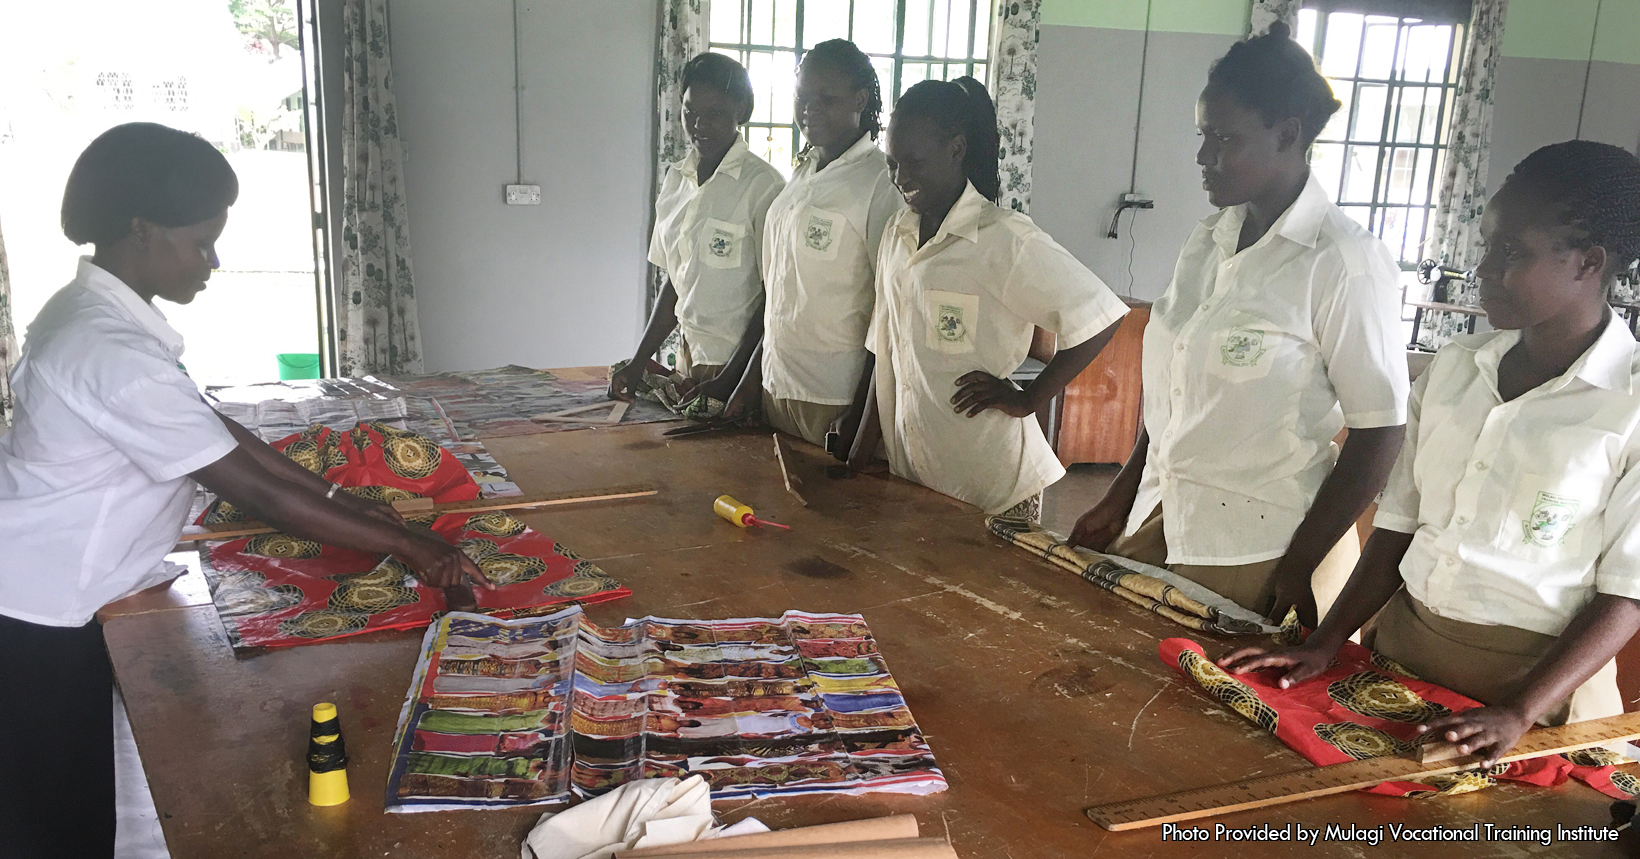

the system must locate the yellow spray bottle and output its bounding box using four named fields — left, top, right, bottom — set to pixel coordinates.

left=714, top=495, right=790, bottom=530
left=307, top=702, right=350, bottom=806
